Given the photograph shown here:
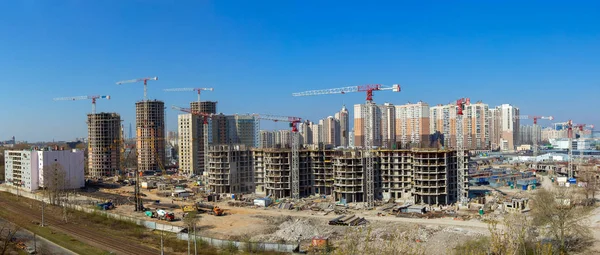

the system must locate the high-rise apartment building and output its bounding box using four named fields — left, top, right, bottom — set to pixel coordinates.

left=87, top=112, right=121, bottom=177
left=395, top=101, right=430, bottom=148
left=430, top=103, right=457, bottom=148
left=335, top=105, right=349, bottom=147
left=210, top=114, right=259, bottom=148
left=463, top=101, right=490, bottom=149
left=353, top=104, right=382, bottom=147
left=135, top=100, right=165, bottom=172
left=178, top=113, right=200, bottom=175
left=431, top=101, right=491, bottom=150
left=300, top=121, right=313, bottom=145
left=206, top=144, right=254, bottom=194
left=312, top=121, right=323, bottom=146
left=322, top=116, right=338, bottom=147
left=380, top=103, right=396, bottom=148
left=274, top=130, right=292, bottom=148
left=519, top=125, right=542, bottom=145
left=496, top=104, right=520, bottom=151
left=259, top=130, right=275, bottom=148
left=488, top=108, right=502, bottom=150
